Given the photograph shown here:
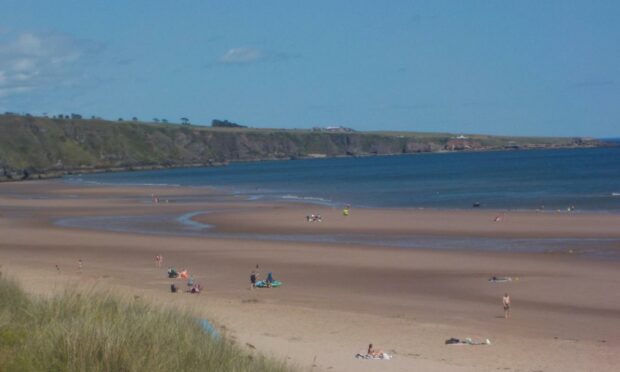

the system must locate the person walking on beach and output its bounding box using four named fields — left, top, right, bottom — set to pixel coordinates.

left=154, top=254, right=163, bottom=268
left=77, top=258, right=83, bottom=273
left=250, top=269, right=257, bottom=290
left=503, top=293, right=511, bottom=319
left=250, top=264, right=260, bottom=290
